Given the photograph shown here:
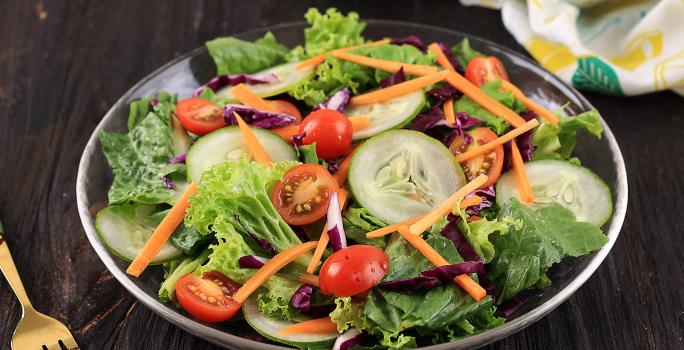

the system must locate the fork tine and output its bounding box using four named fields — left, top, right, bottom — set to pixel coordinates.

left=45, top=343, right=62, bottom=350
left=61, top=337, right=80, bottom=350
